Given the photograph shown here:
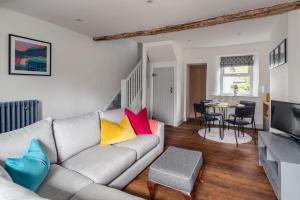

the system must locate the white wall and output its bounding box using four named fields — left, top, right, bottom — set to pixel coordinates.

left=270, top=11, right=300, bottom=104
left=287, top=10, right=300, bottom=103
left=0, top=7, right=139, bottom=119
left=269, top=14, right=288, bottom=101
left=184, top=41, right=271, bottom=127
